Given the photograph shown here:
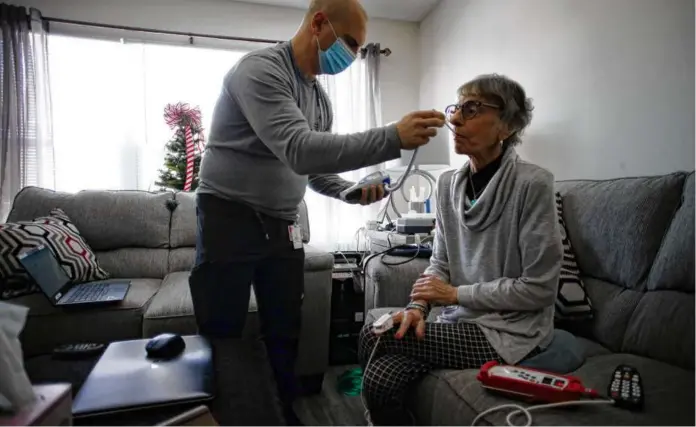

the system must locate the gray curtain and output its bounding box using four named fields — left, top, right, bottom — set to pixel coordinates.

left=307, top=43, right=387, bottom=249
left=360, top=43, right=383, bottom=129
left=0, top=5, right=54, bottom=221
